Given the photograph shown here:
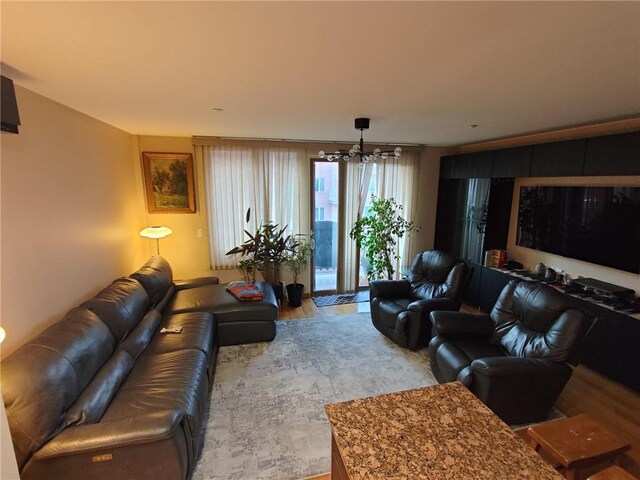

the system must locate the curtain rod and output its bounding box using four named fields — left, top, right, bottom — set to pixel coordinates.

left=192, top=135, right=423, bottom=148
